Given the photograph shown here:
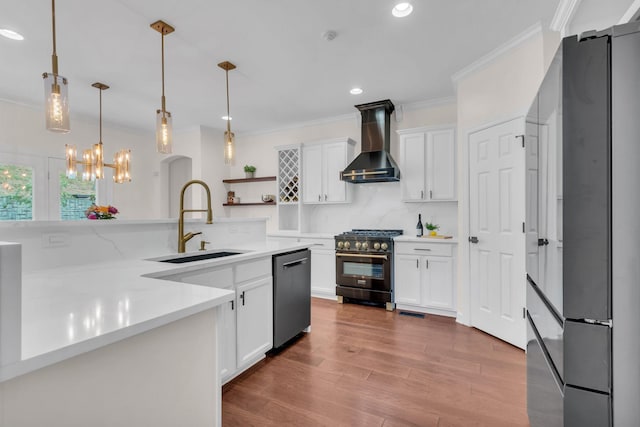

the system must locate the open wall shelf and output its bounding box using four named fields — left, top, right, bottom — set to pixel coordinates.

left=223, top=201, right=276, bottom=207
left=222, top=176, right=276, bottom=184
